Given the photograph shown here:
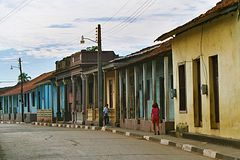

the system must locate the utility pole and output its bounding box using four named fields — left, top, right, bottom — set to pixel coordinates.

left=18, top=58, right=24, bottom=122
left=80, top=24, right=103, bottom=126
left=97, top=24, right=103, bottom=127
